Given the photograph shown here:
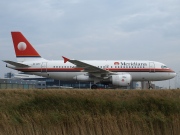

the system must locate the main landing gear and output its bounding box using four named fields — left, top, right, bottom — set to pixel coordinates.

left=91, top=84, right=98, bottom=89
left=148, top=81, right=153, bottom=89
